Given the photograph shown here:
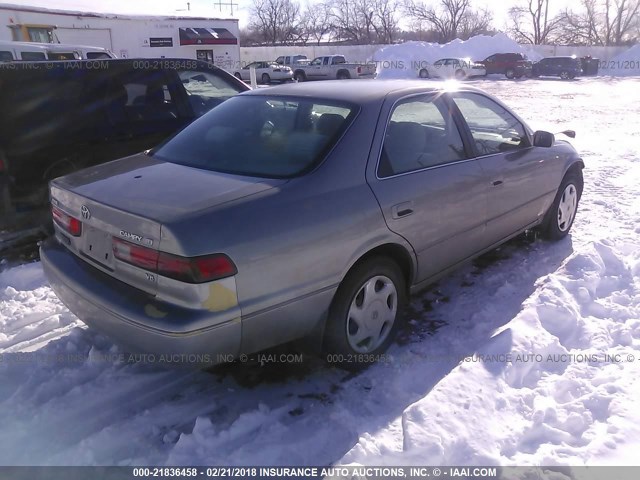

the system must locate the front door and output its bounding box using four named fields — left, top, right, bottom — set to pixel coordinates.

left=449, top=92, right=552, bottom=245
